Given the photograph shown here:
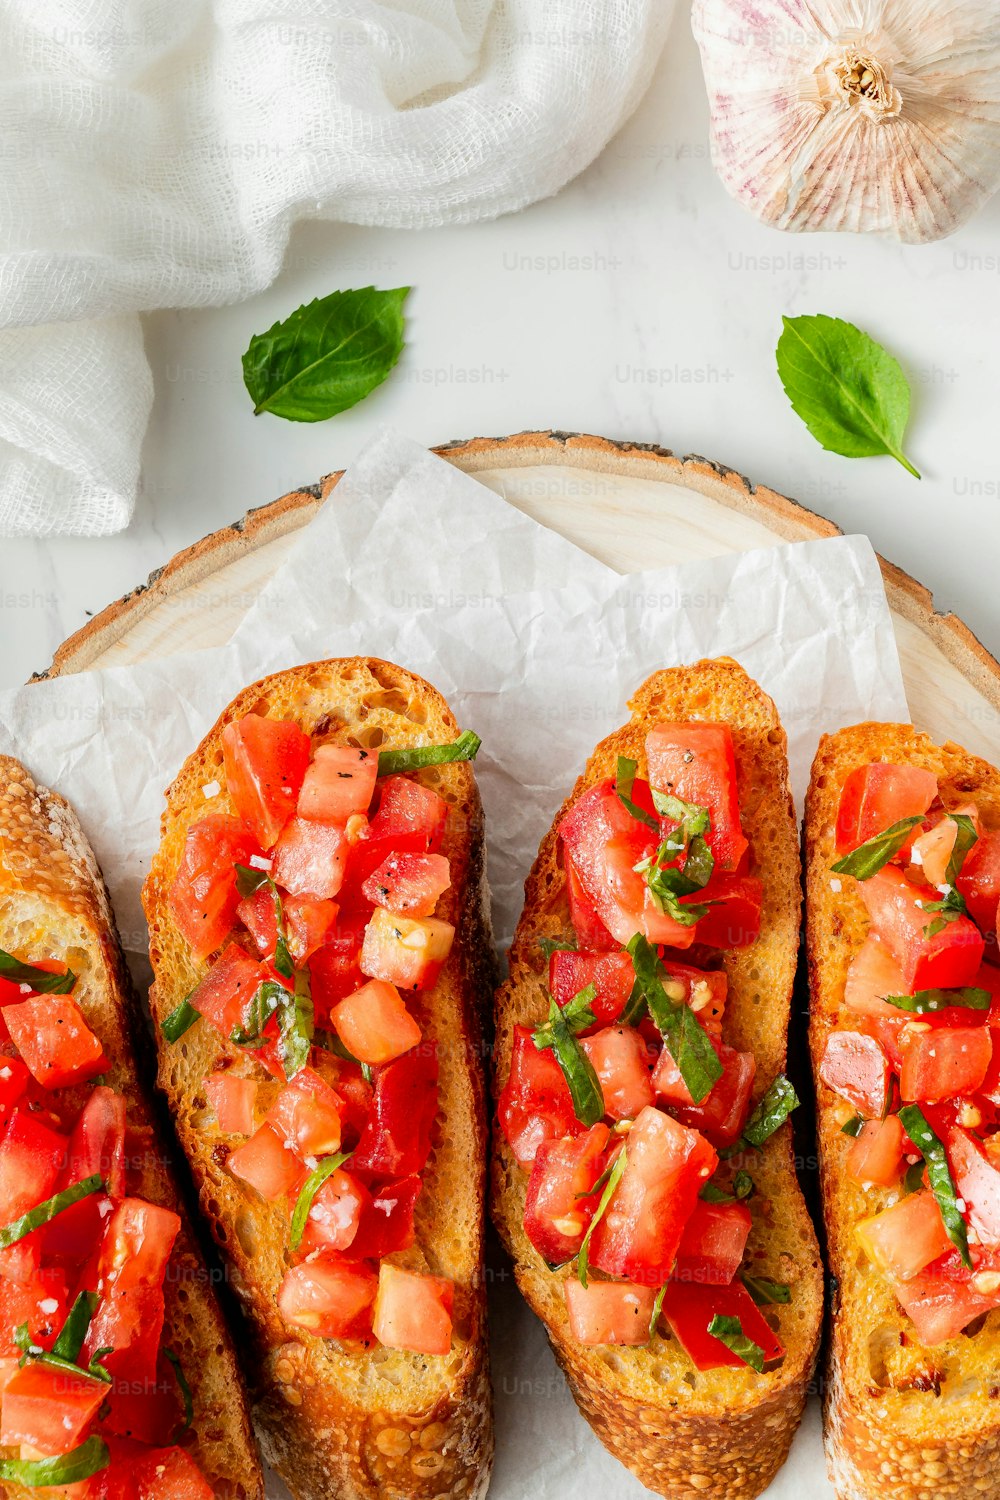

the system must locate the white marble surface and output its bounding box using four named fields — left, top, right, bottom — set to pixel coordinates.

left=3, top=9, right=1000, bottom=688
